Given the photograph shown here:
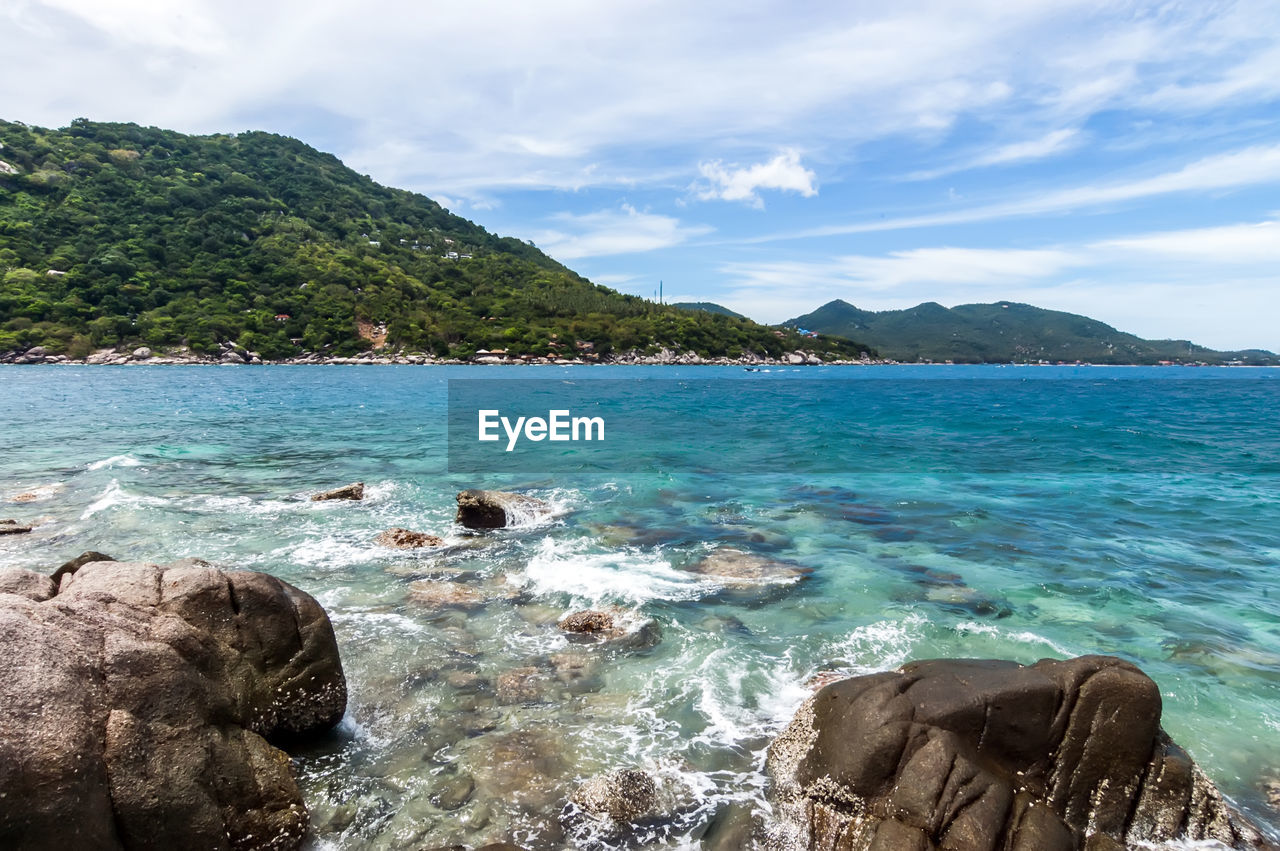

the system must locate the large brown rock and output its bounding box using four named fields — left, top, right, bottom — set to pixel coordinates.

left=456, top=489, right=550, bottom=529
left=311, top=482, right=364, bottom=501
left=0, top=559, right=346, bottom=850
left=766, top=655, right=1271, bottom=851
